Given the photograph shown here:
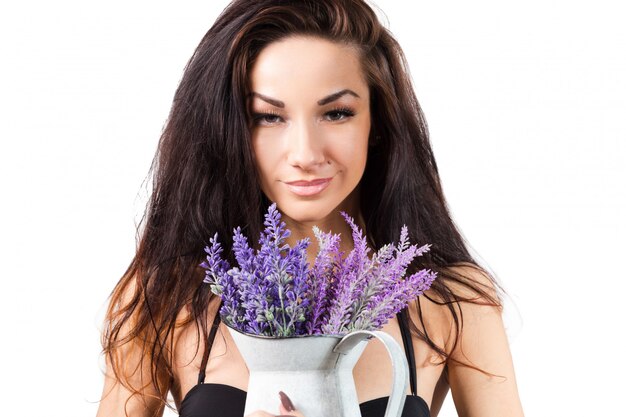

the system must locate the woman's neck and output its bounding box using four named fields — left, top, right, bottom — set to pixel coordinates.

left=282, top=210, right=367, bottom=267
